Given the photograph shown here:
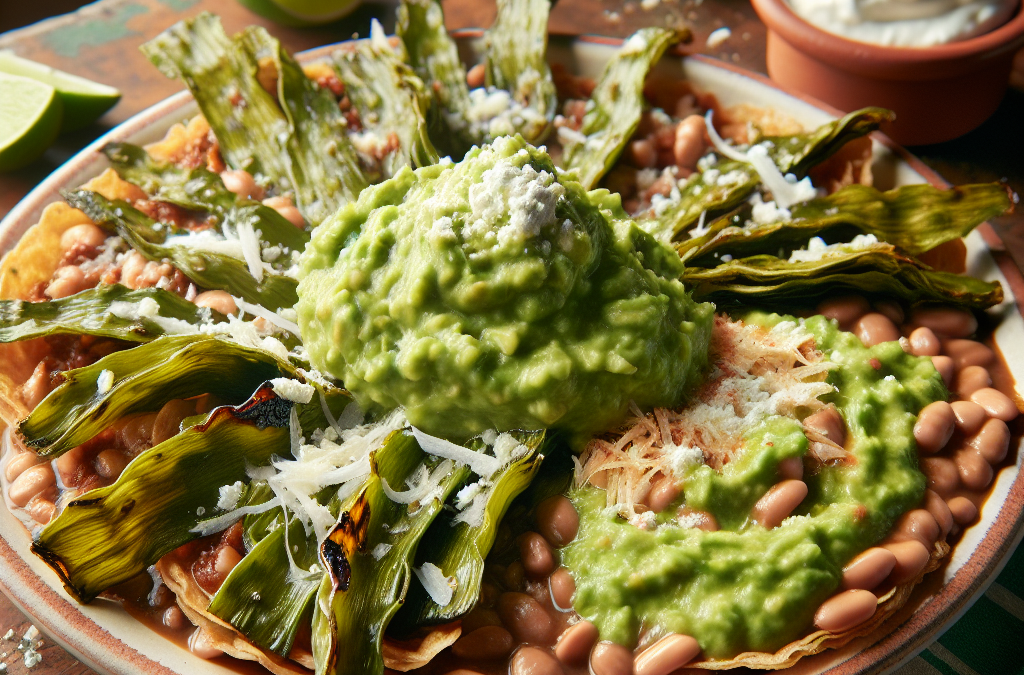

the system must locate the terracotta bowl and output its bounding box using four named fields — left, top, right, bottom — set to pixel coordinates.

left=750, top=0, right=1024, bottom=145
